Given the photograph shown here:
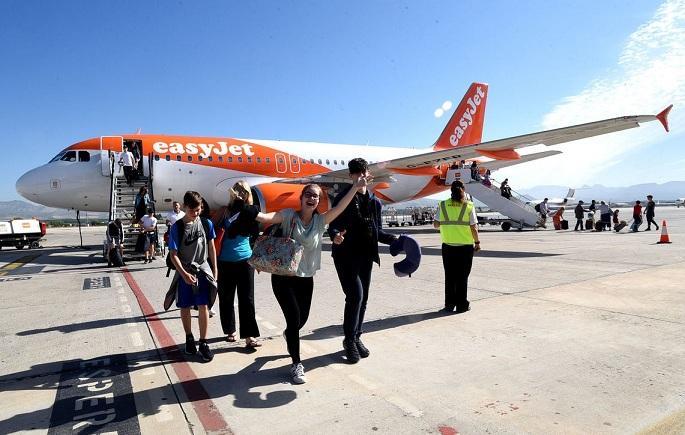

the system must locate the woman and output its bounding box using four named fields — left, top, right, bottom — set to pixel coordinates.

left=434, top=180, right=480, bottom=314
left=134, top=186, right=151, bottom=224
left=256, top=176, right=367, bottom=384
left=552, top=206, right=565, bottom=230
left=215, top=181, right=261, bottom=347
